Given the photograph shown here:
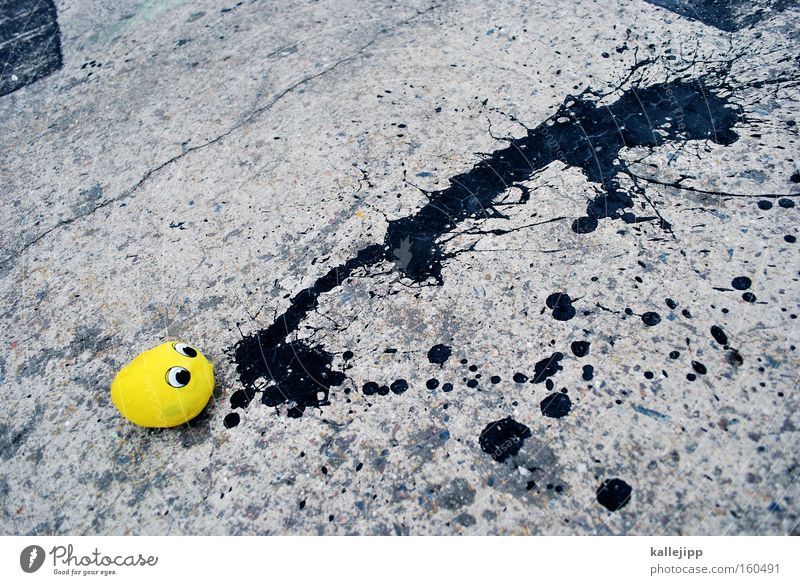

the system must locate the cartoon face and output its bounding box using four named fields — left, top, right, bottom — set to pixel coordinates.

left=111, top=342, right=214, bottom=428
